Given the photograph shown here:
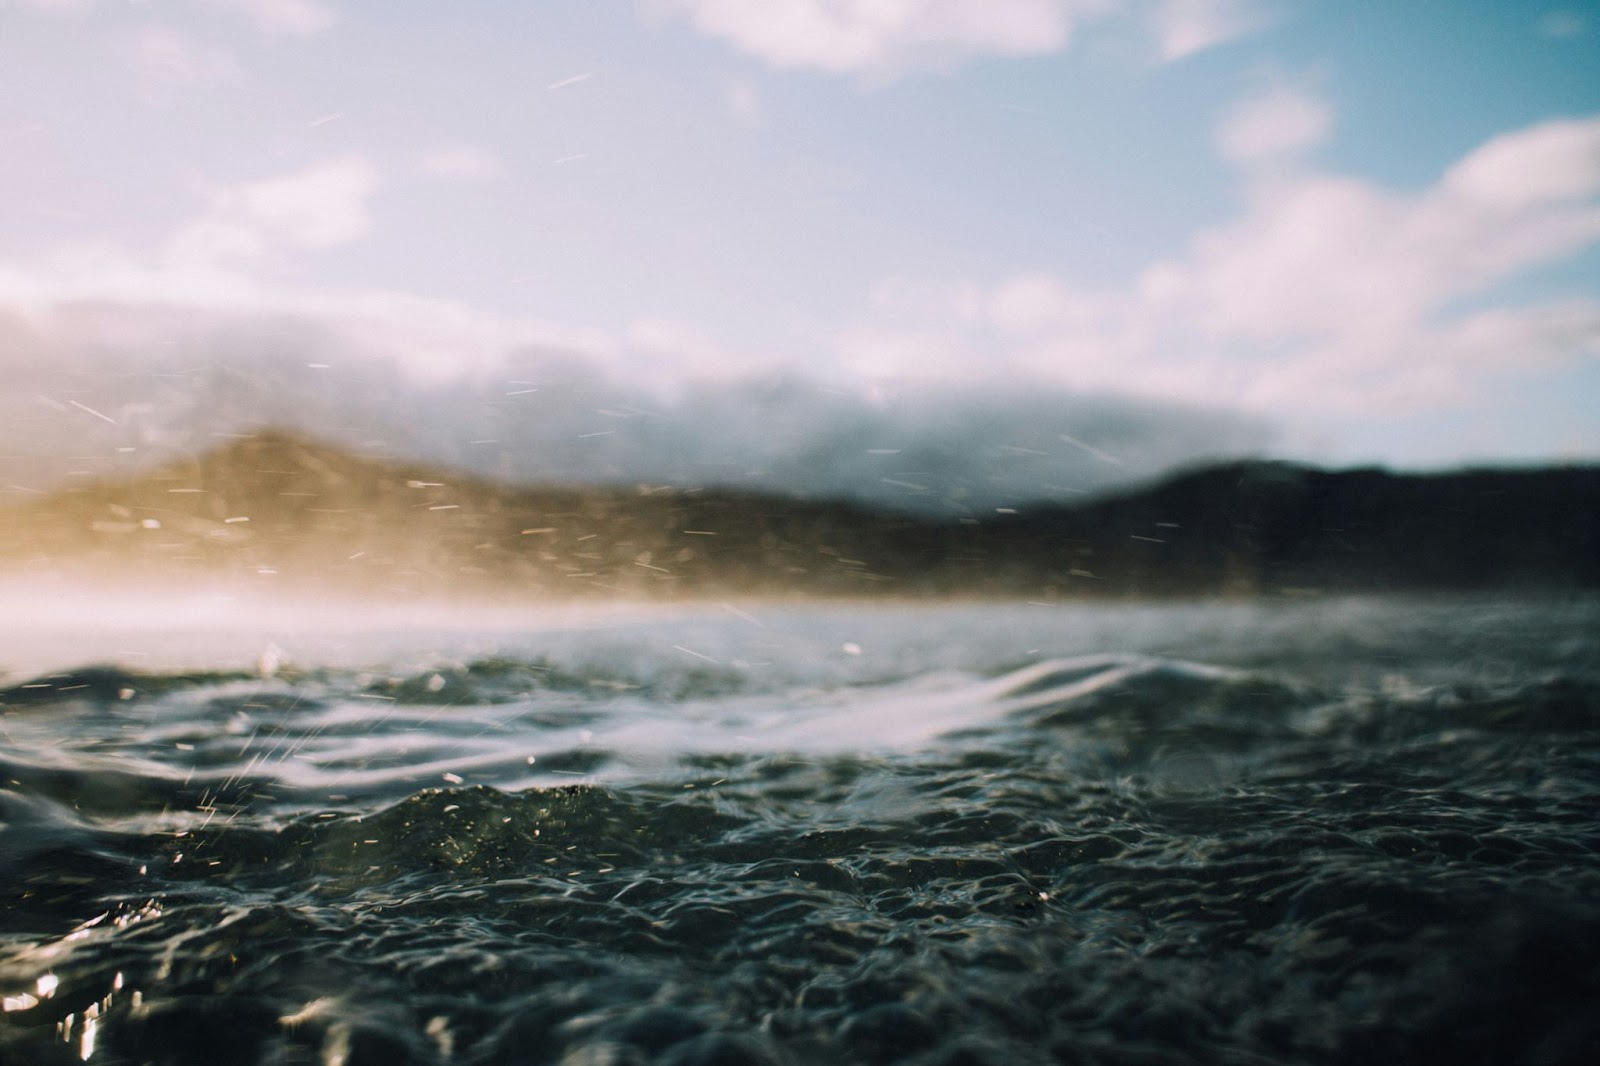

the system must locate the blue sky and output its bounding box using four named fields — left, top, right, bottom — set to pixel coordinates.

left=1, top=0, right=1597, bottom=506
